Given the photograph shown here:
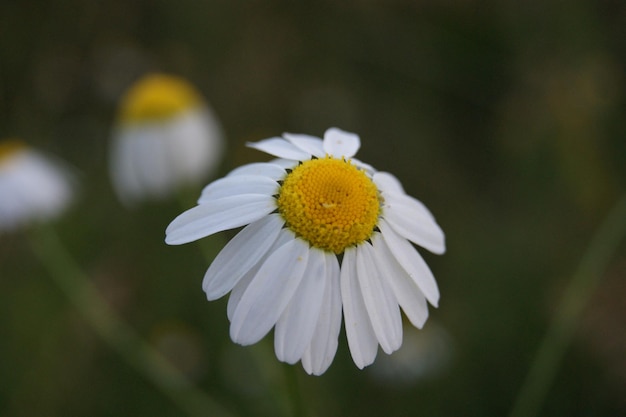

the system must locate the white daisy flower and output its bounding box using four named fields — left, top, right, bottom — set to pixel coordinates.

left=109, top=73, right=225, bottom=205
left=166, top=128, right=445, bottom=375
left=0, top=139, right=73, bottom=232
